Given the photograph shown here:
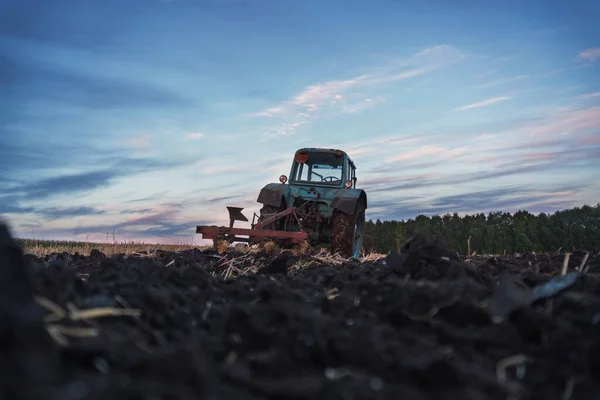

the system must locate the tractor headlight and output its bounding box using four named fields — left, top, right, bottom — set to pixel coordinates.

left=344, top=180, right=352, bottom=188
left=279, top=175, right=288, bottom=183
